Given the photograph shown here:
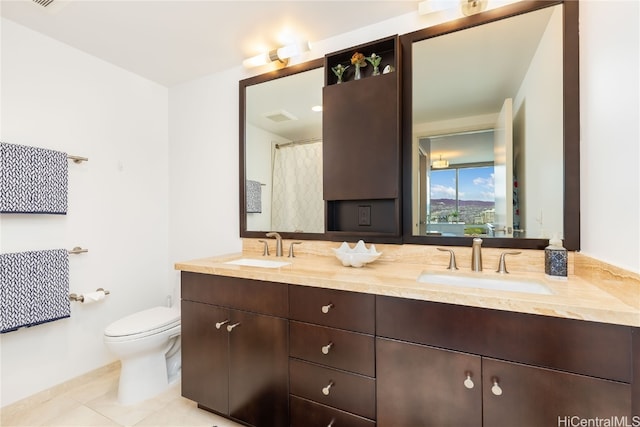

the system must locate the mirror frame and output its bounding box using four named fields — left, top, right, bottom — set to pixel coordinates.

left=401, top=0, right=580, bottom=250
left=239, top=58, right=326, bottom=240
